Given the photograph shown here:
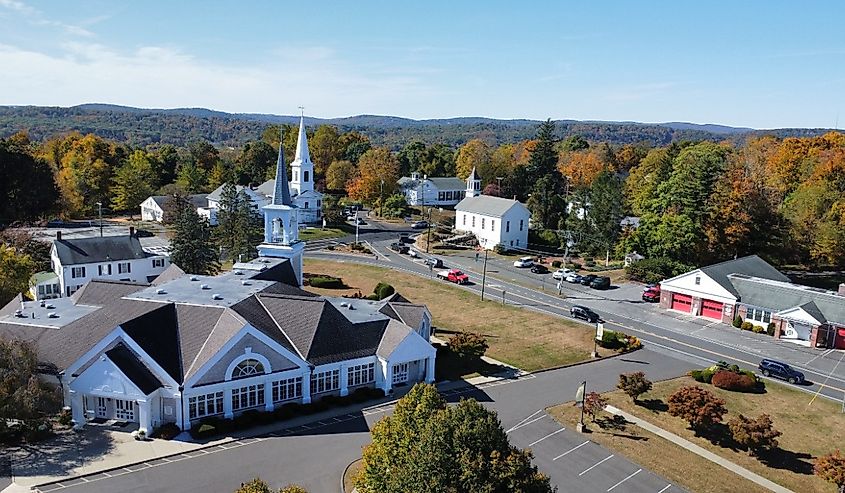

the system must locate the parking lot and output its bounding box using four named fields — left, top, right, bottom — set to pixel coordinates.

left=506, top=410, right=683, bottom=493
